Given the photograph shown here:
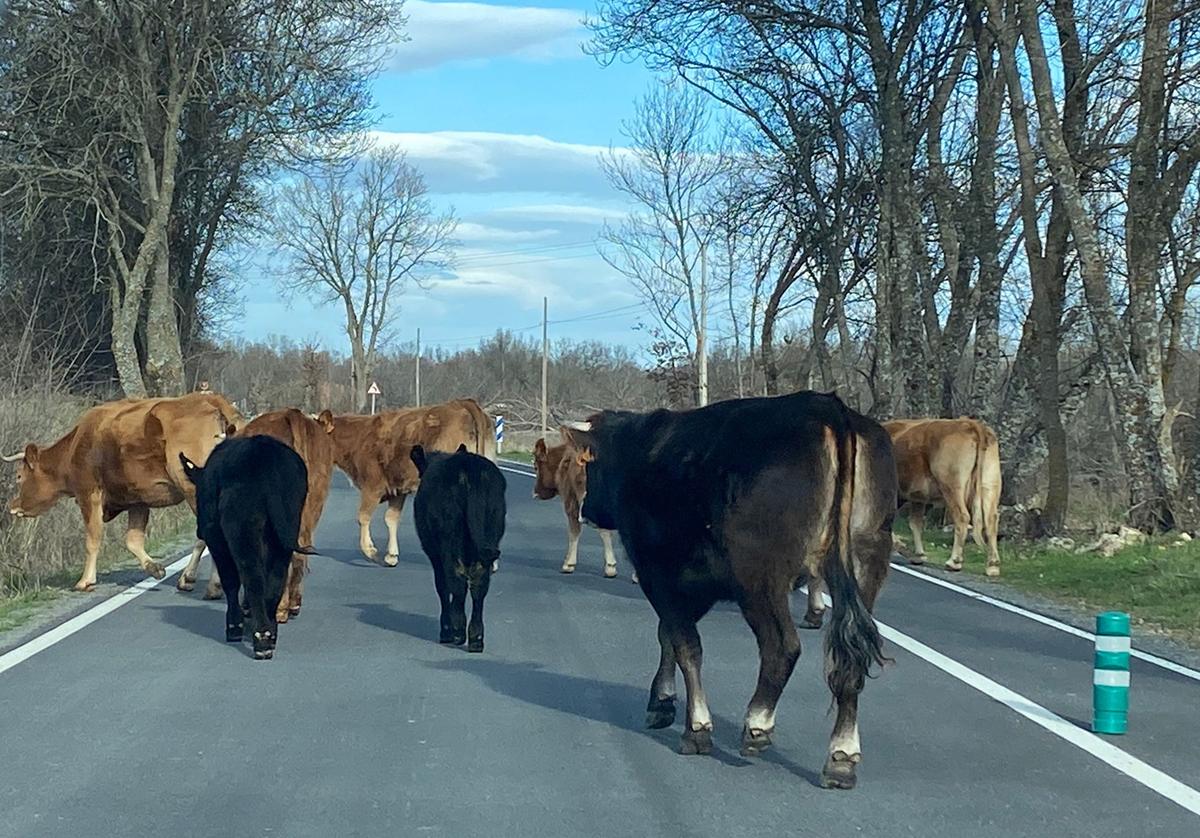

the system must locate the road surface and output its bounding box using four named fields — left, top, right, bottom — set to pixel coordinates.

left=1, top=464, right=1199, bottom=837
